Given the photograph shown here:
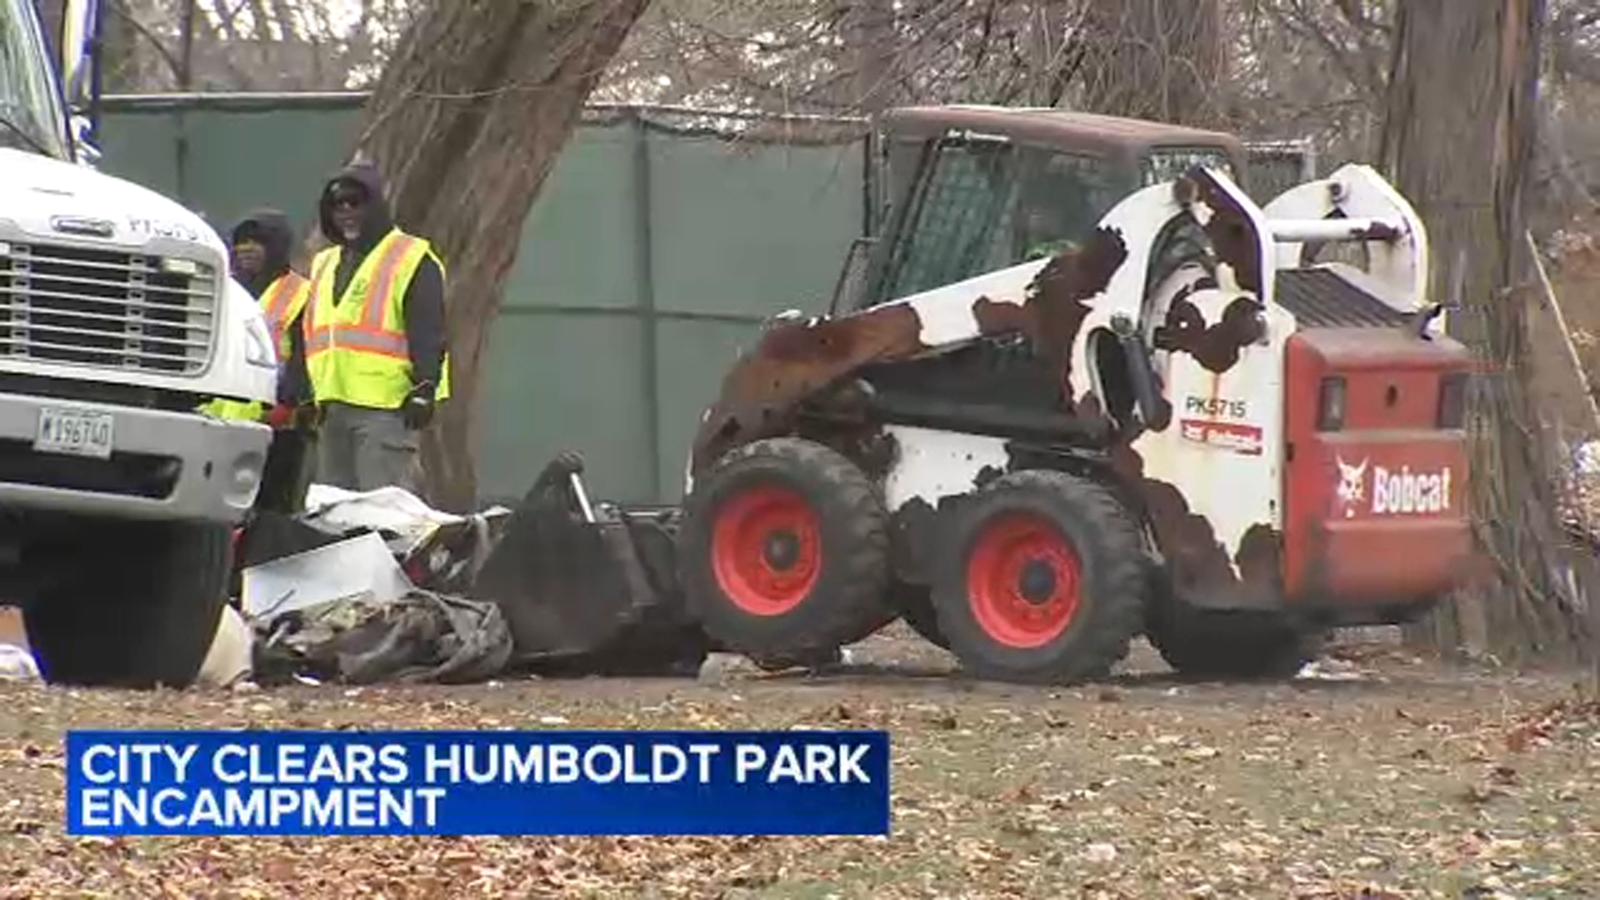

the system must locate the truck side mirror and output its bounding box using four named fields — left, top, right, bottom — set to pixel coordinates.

left=827, top=236, right=879, bottom=317
left=68, top=114, right=101, bottom=167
